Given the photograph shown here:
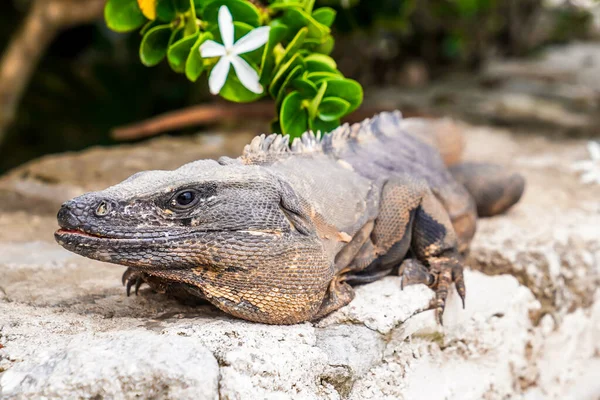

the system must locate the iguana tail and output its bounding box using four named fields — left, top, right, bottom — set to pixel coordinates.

left=449, top=163, right=525, bottom=217
left=399, top=118, right=465, bottom=166
left=400, top=117, right=525, bottom=217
